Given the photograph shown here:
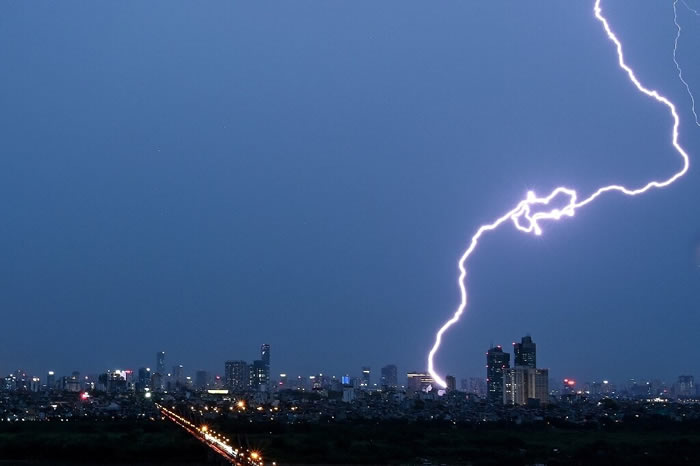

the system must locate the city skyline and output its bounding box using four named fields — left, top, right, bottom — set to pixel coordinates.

left=3, top=335, right=695, bottom=392
left=5, top=335, right=697, bottom=405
